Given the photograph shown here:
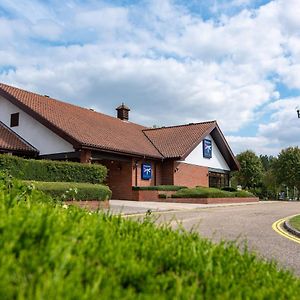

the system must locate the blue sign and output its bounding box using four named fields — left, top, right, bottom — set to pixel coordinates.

left=141, top=163, right=152, bottom=180
left=203, top=139, right=212, bottom=158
